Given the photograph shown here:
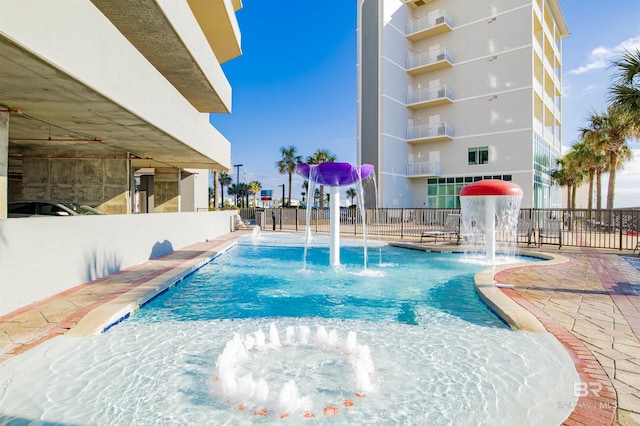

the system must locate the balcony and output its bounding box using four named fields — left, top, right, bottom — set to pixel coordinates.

left=407, top=49, right=453, bottom=75
left=407, top=85, right=453, bottom=109
left=407, top=161, right=442, bottom=177
left=406, top=12, right=452, bottom=42
left=405, top=0, right=438, bottom=8
left=407, top=123, right=453, bottom=143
